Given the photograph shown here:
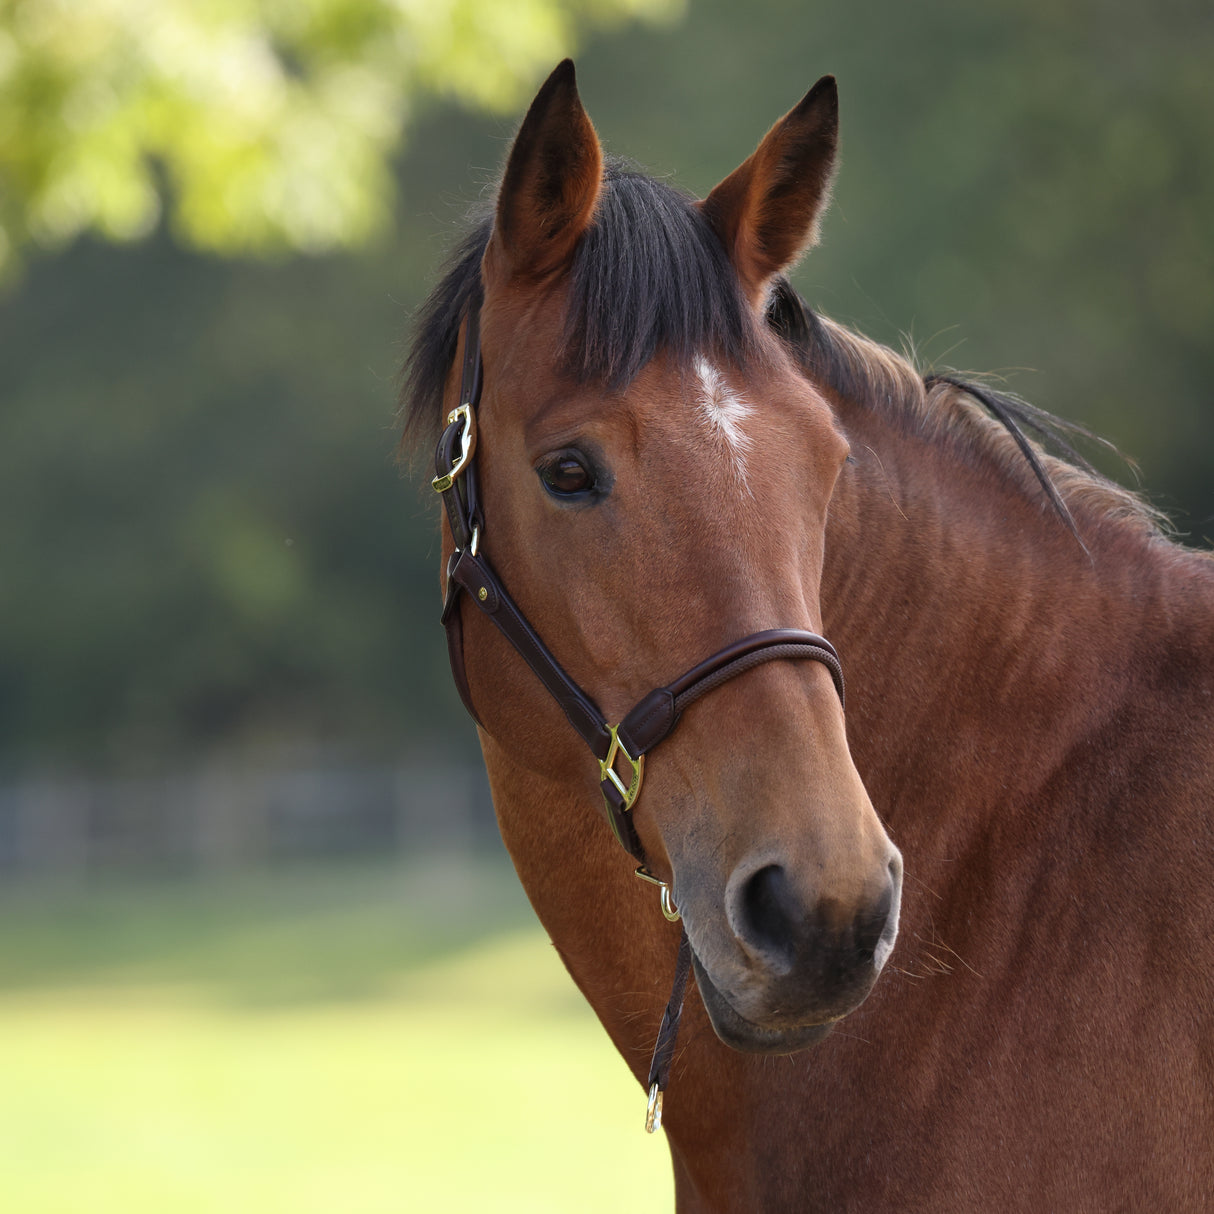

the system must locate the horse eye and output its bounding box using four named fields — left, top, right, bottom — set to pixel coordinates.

left=537, top=451, right=596, bottom=499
